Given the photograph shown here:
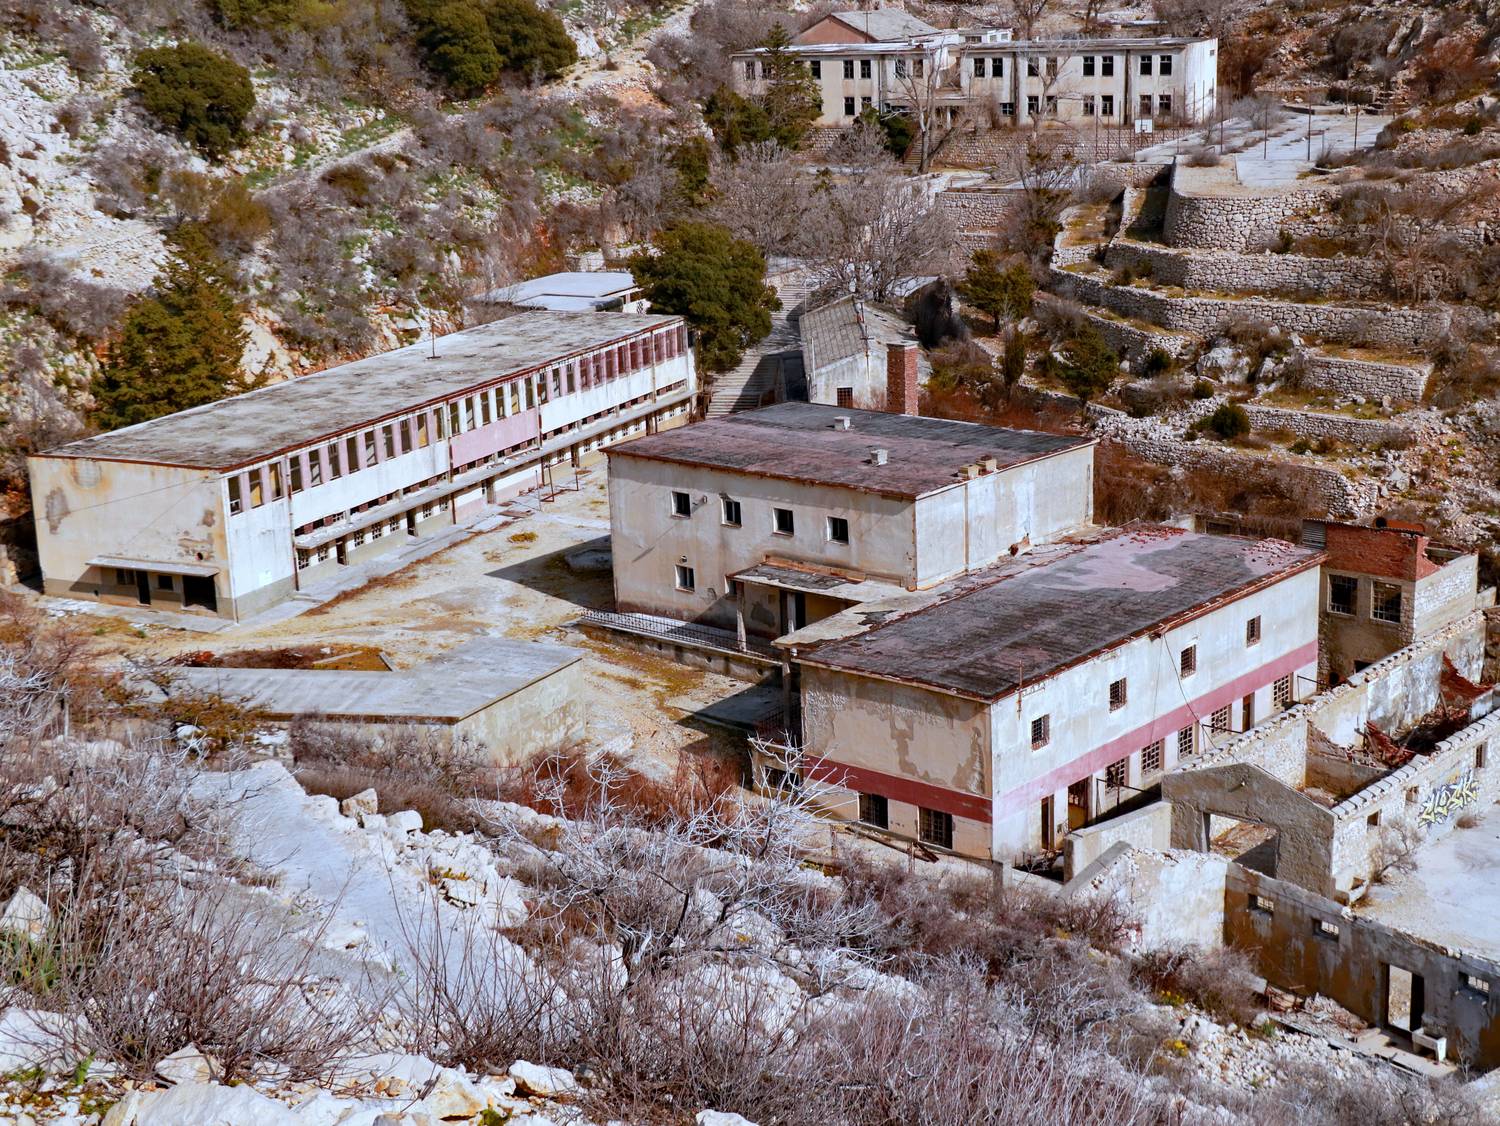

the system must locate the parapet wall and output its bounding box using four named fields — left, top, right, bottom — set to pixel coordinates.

left=1162, top=163, right=1336, bottom=251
